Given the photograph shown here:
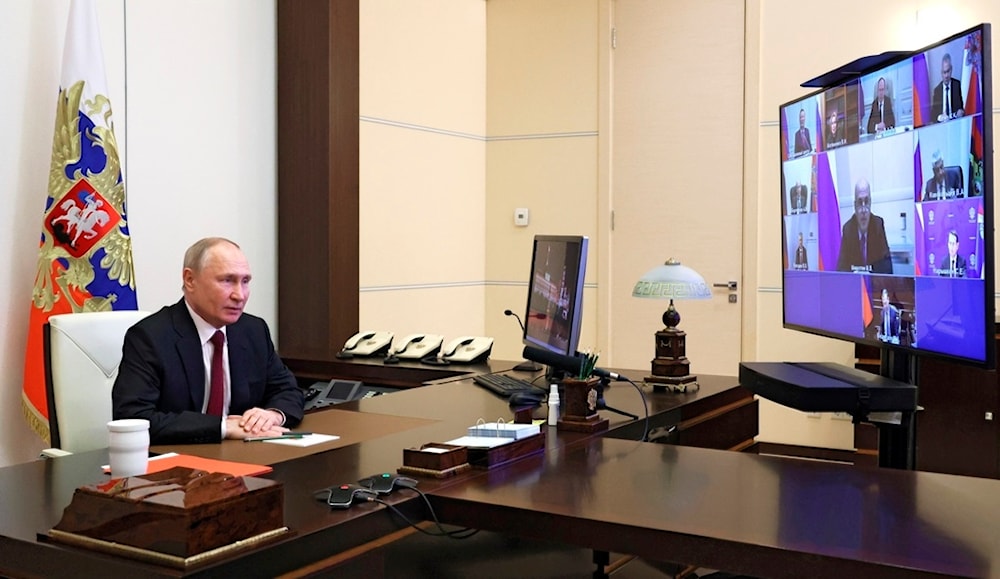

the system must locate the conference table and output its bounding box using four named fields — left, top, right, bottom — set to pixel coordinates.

left=2, top=360, right=1000, bottom=578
